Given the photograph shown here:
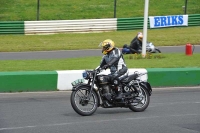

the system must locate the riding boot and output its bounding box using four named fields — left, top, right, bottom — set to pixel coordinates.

left=115, top=86, right=123, bottom=100
left=102, top=100, right=112, bottom=107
